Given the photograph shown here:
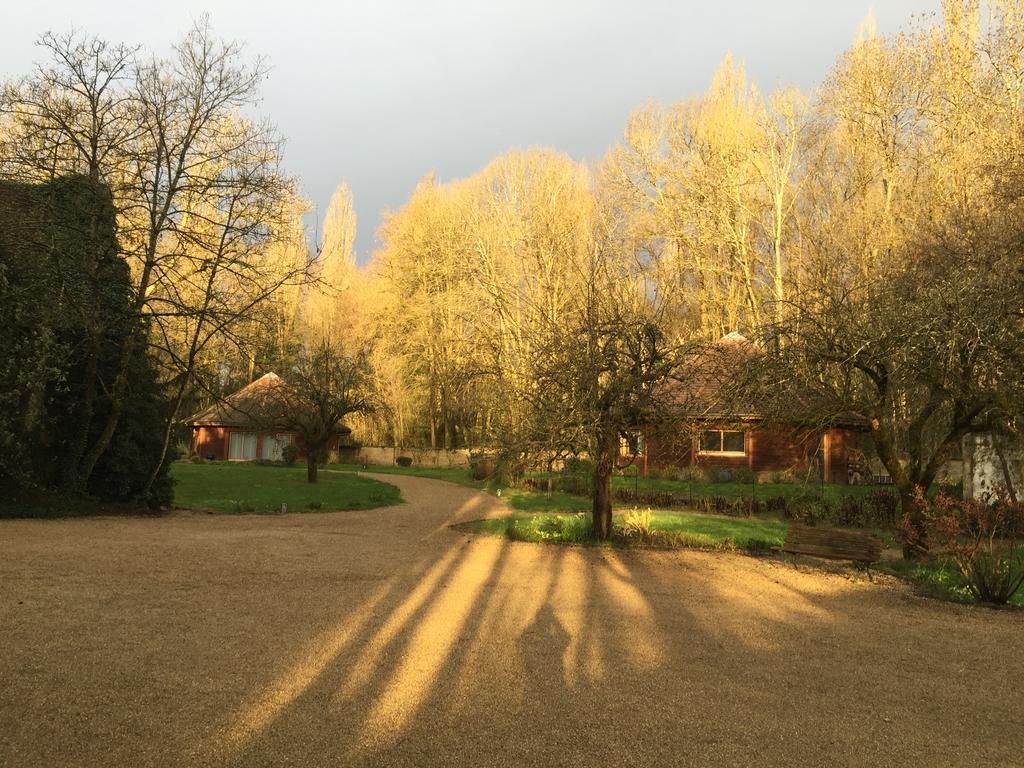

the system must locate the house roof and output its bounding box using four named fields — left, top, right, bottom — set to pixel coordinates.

left=186, top=372, right=352, bottom=434
left=187, top=373, right=290, bottom=428
left=655, top=333, right=868, bottom=429
left=655, top=333, right=761, bottom=420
